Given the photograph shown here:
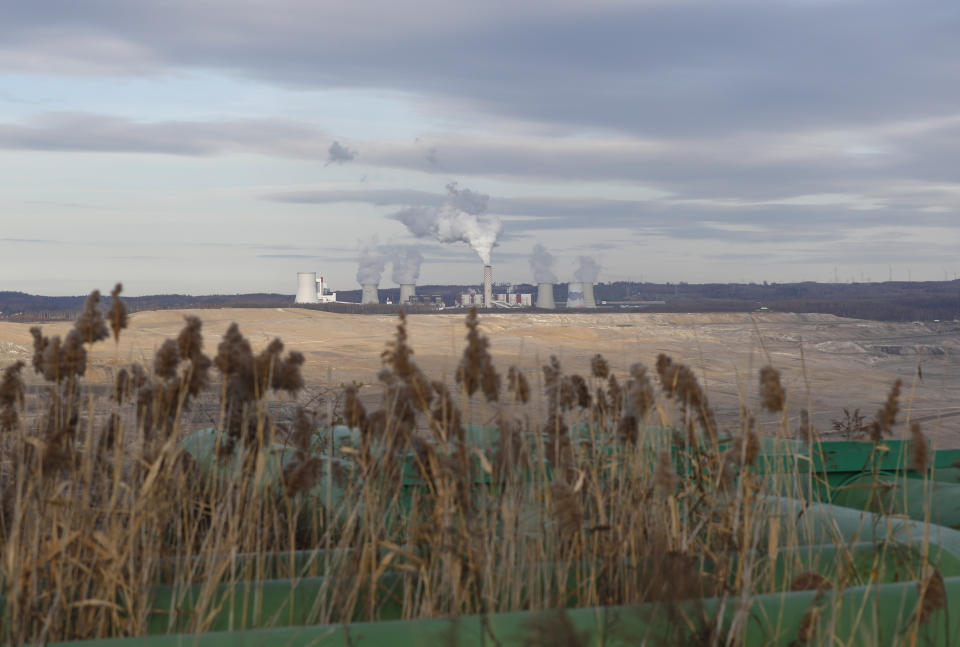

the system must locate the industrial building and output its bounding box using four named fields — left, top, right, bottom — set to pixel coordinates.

left=458, top=292, right=533, bottom=308
left=295, top=272, right=337, bottom=304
